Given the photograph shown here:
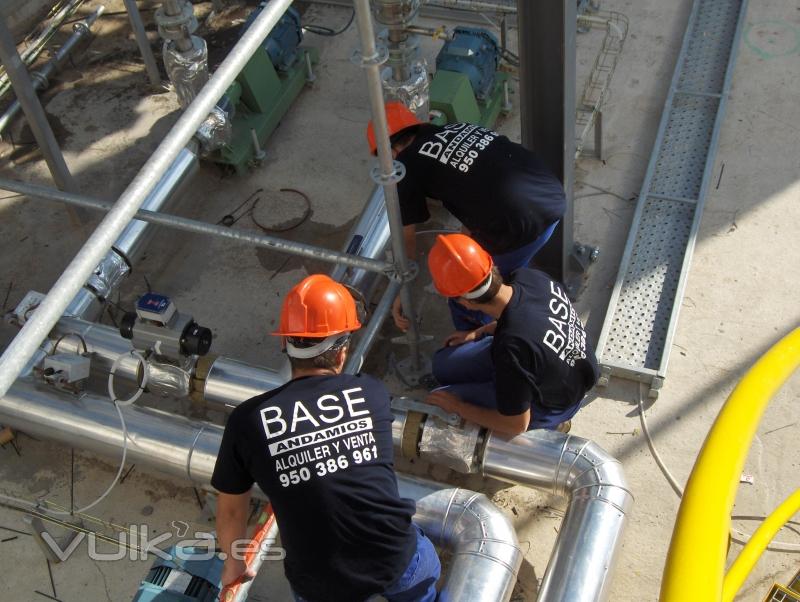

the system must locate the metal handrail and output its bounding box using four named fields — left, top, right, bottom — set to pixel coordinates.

left=660, top=327, right=800, bottom=601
